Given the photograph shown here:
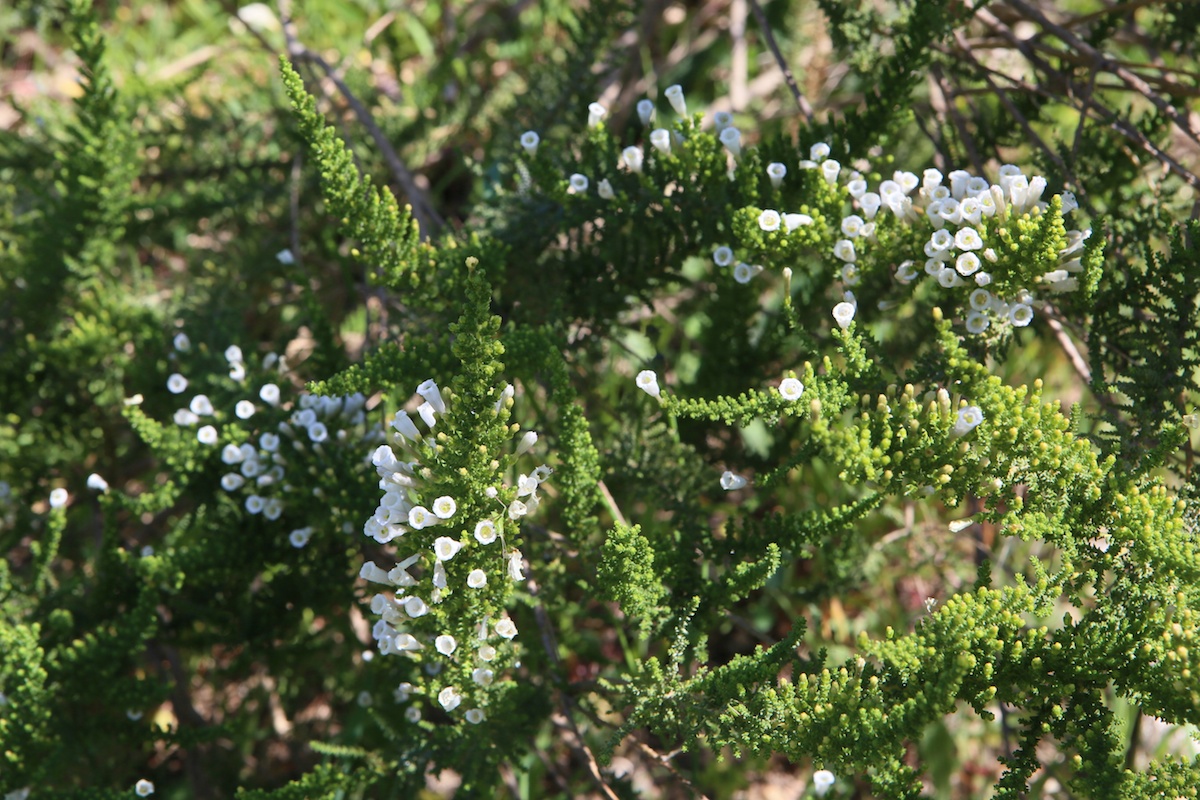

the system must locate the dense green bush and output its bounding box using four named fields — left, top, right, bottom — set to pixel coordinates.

left=3, top=1, right=1200, bottom=797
